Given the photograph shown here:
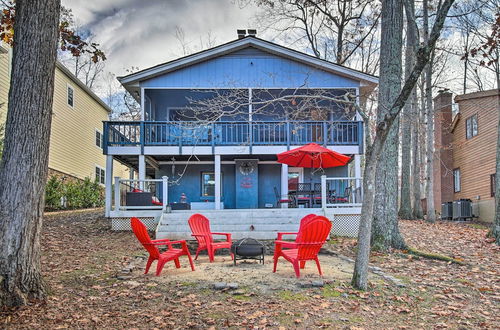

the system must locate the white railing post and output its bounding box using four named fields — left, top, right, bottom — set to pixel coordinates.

left=162, top=176, right=169, bottom=212
left=280, top=163, right=289, bottom=208
left=321, top=175, right=327, bottom=211
left=114, top=177, right=121, bottom=211
left=214, top=155, right=221, bottom=210
left=105, top=155, right=113, bottom=217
